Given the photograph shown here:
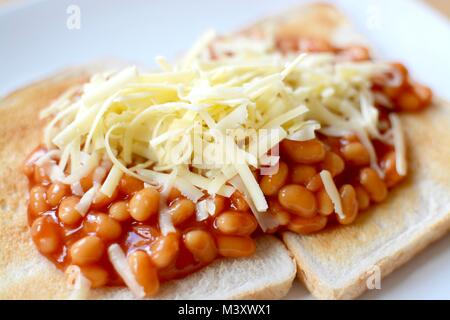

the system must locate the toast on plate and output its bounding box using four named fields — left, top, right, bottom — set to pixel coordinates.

left=1, top=3, right=448, bottom=300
